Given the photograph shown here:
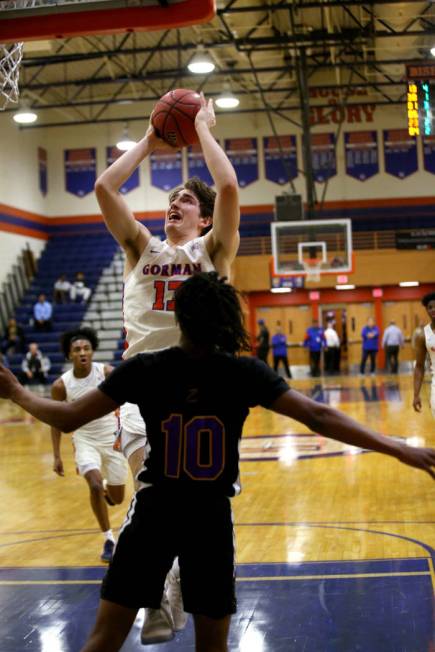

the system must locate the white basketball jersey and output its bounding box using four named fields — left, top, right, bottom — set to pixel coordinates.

left=122, top=235, right=215, bottom=359
left=62, top=362, right=118, bottom=444
left=424, top=324, right=435, bottom=383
